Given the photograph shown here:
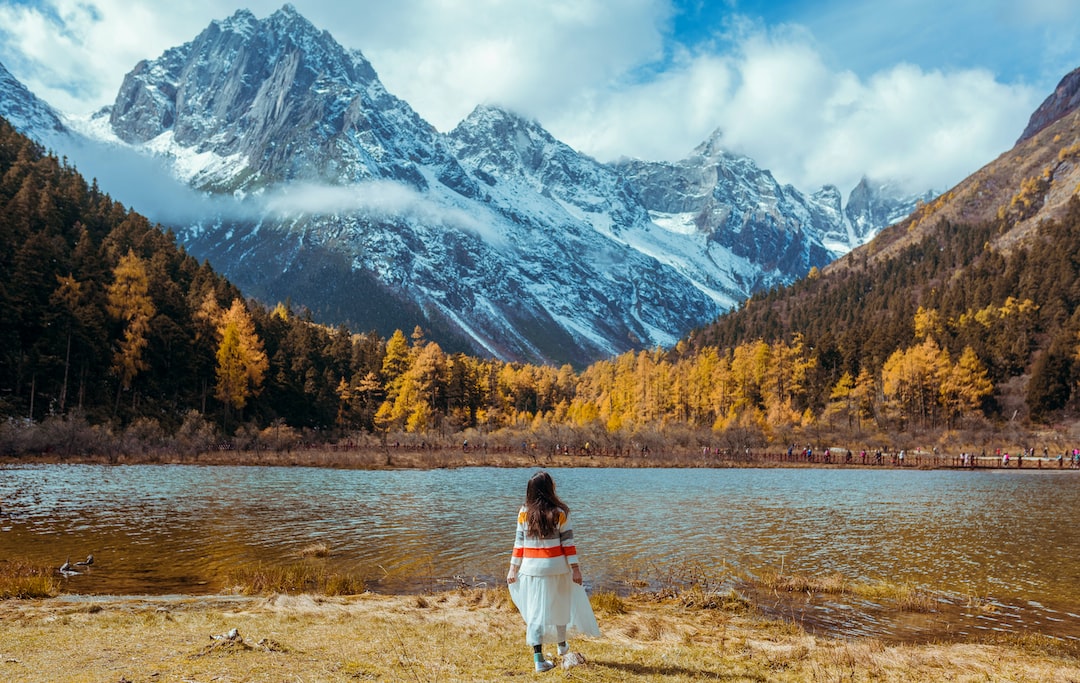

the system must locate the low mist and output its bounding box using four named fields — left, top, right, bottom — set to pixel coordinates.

left=56, top=133, right=503, bottom=246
